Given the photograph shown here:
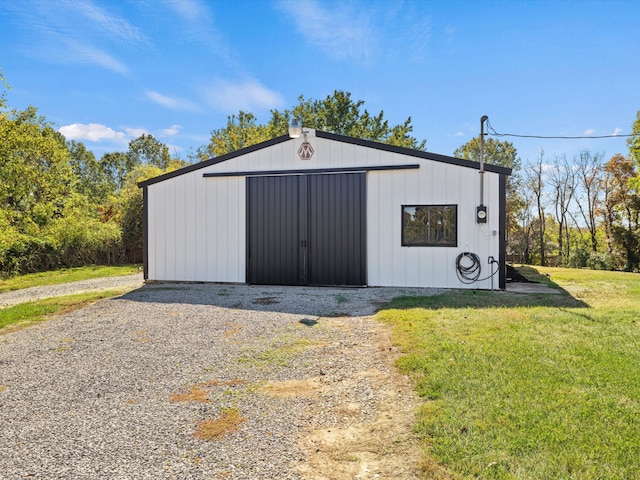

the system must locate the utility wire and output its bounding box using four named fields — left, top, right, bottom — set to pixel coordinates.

left=486, top=118, right=634, bottom=139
